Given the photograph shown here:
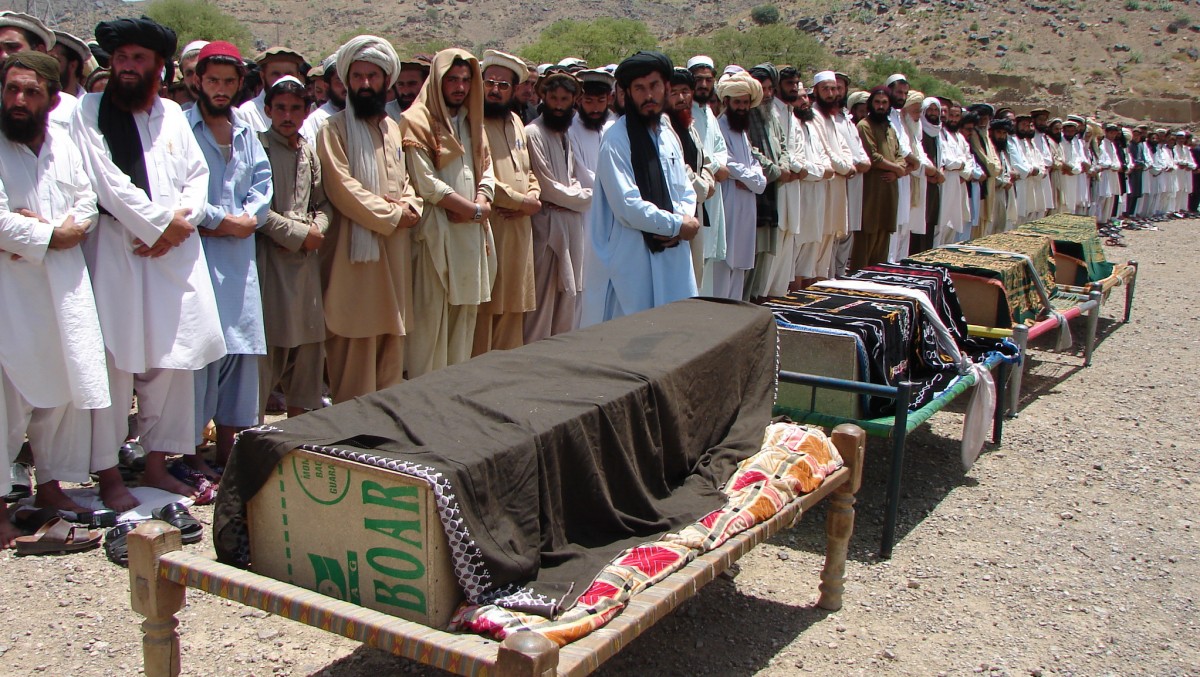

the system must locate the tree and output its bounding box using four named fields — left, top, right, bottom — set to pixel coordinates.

left=519, top=18, right=658, bottom=67
left=144, top=0, right=254, bottom=56
left=858, top=55, right=965, bottom=102
left=750, top=5, right=781, bottom=26
left=668, top=25, right=833, bottom=73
